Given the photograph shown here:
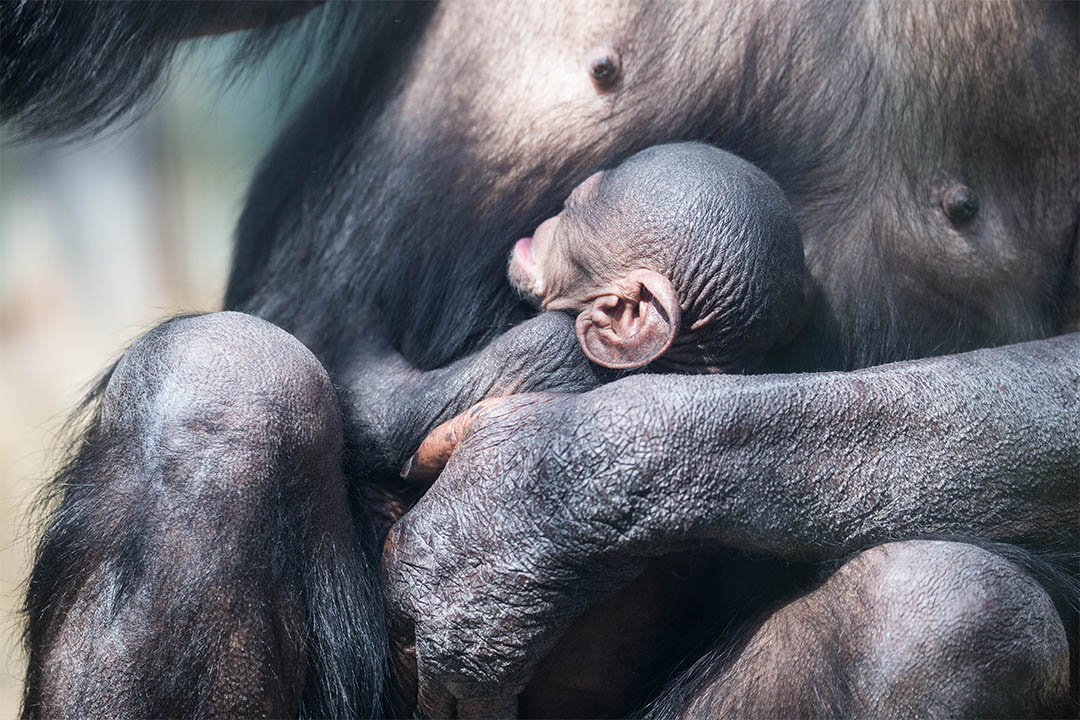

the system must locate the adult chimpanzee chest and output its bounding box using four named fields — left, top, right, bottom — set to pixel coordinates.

left=233, top=0, right=1074, bottom=375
